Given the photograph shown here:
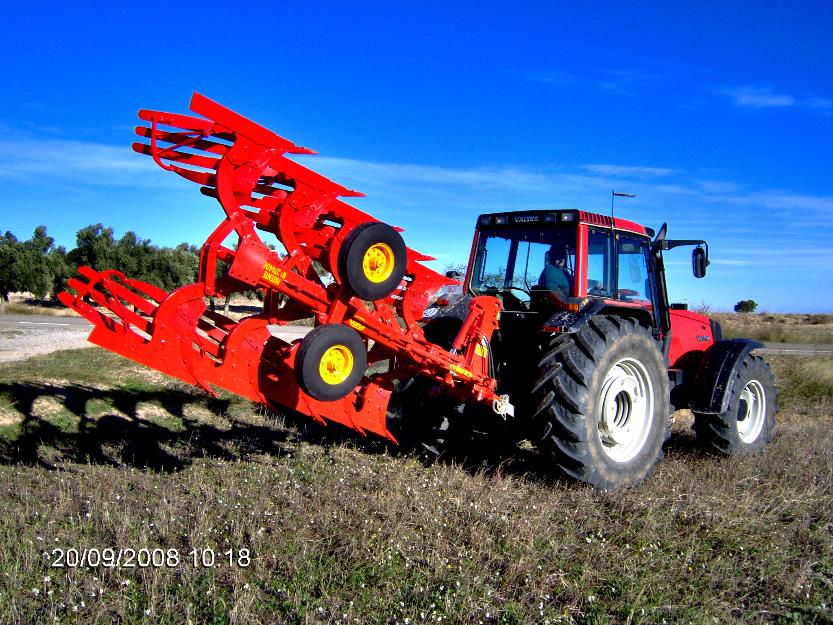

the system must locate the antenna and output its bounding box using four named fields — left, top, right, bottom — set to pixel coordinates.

left=611, top=190, right=636, bottom=220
